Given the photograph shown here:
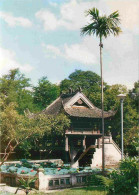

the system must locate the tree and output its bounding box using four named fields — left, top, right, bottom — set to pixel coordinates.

left=105, top=84, right=138, bottom=156
left=128, top=81, right=139, bottom=110
left=116, top=94, right=138, bottom=156
left=0, top=69, right=36, bottom=114
left=60, top=70, right=109, bottom=108
left=124, top=126, right=138, bottom=156
left=0, top=98, right=51, bottom=165
left=104, top=84, right=127, bottom=111
left=81, top=8, right=122, bottom=172
left=60, top=70, right=102, bottom=92
left=33, top=77, right=60, bottom=111
left=0, top=96, right=70, bottom=163
left=17, top=114, right=70, bottom=159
